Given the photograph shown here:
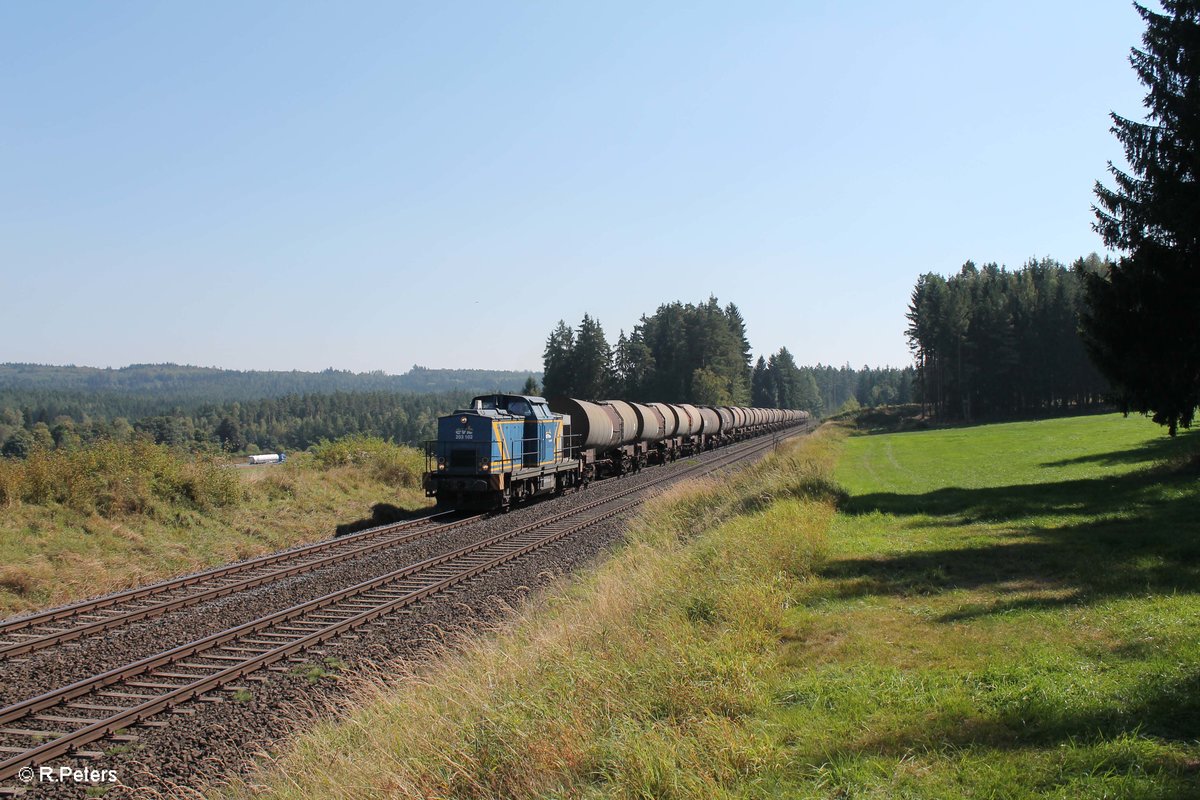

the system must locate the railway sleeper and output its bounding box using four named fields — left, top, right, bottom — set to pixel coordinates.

left=0, top=728, right=58, bottom=738
left=217, top=645, right=275, bottom=654
left=274, top=624, right=327, bottom=633
left=174, top=661, right=229, bottom=670
left=153, top=671, right=217, bottom=680
left=198, top=652, right=266, bottom=661
left=30, top=715, right=100, bottom=725
left=62, top=702, right=128, bottom=713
